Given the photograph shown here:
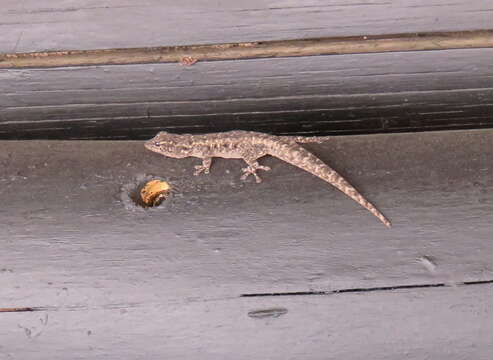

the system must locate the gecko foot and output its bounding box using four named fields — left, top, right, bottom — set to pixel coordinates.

left=240, top=165, right=271, bottom=183
left=180, top=56, right=198, bottom=66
